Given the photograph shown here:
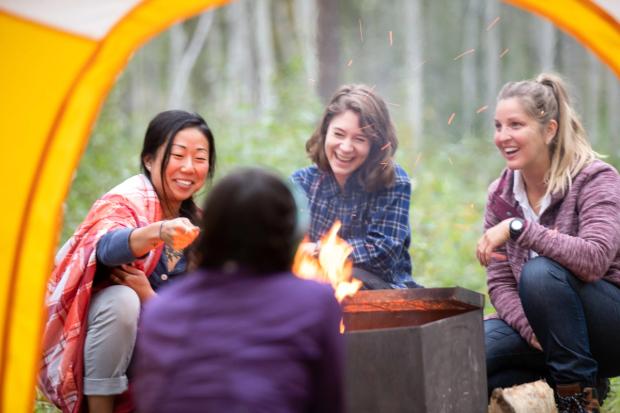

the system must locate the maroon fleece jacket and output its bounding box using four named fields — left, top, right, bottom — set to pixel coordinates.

left=484, top=159, right=620, bottom=343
